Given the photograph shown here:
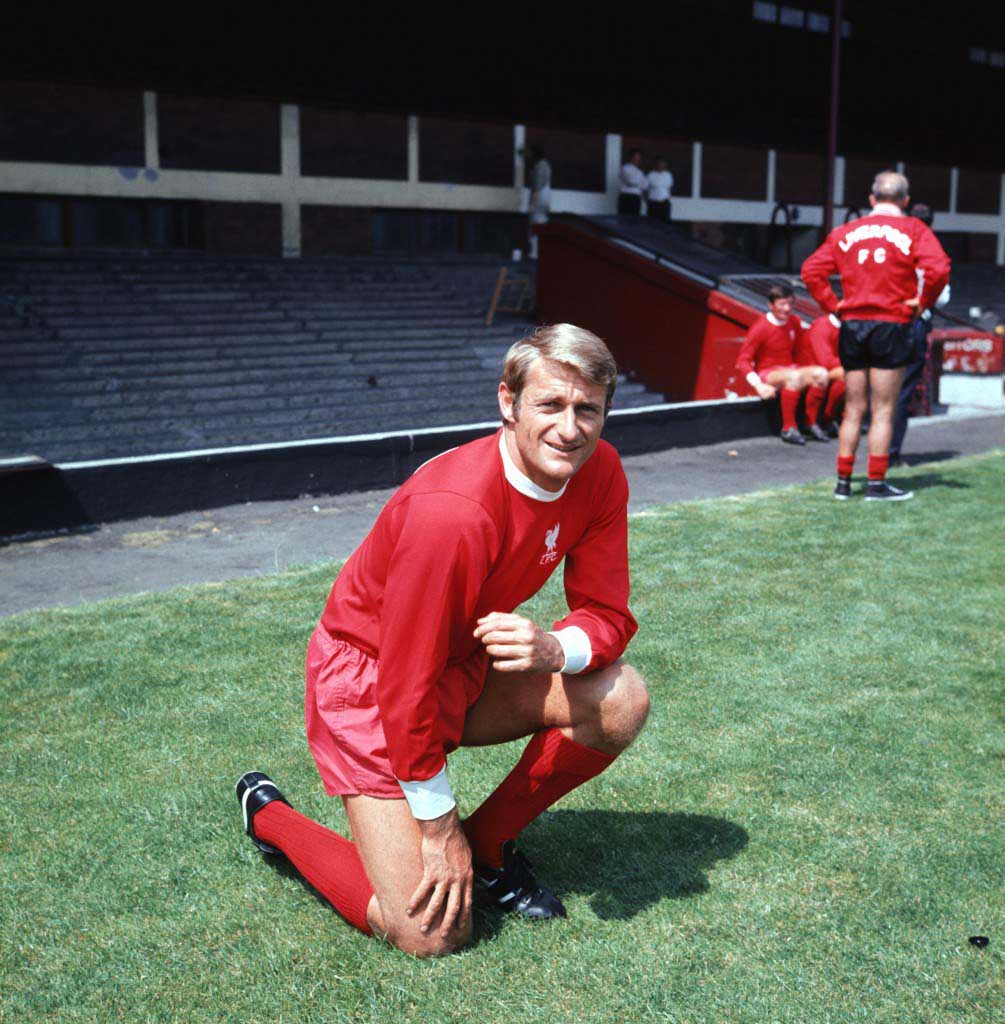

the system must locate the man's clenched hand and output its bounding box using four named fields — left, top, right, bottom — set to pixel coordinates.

left=406, top=808, right=473, bottom=938
left=474, top=612, right=565, bottom=673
